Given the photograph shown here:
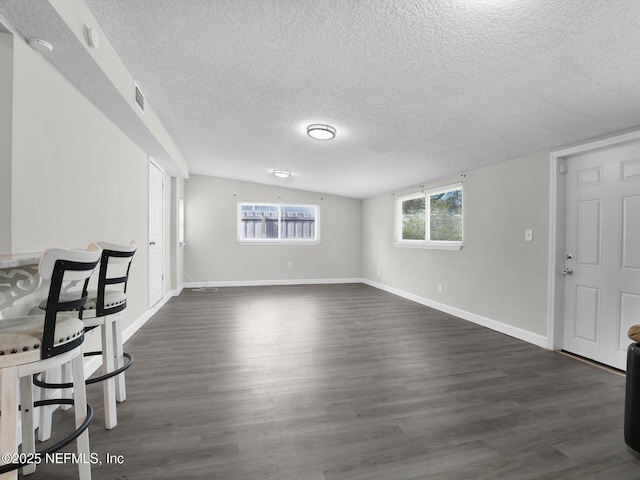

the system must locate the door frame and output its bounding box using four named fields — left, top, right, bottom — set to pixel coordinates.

left=148, top=158, right=165, bottom=307
left=547, top=129, right=640, bottom=350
